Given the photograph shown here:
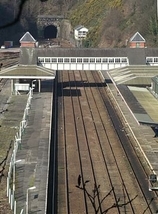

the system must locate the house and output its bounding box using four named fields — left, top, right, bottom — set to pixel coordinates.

left=74, top=25, right=88, bottom=40
left=19, top=32, right=36, bottom=48
left=129, top=32, right=146, bottom=48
